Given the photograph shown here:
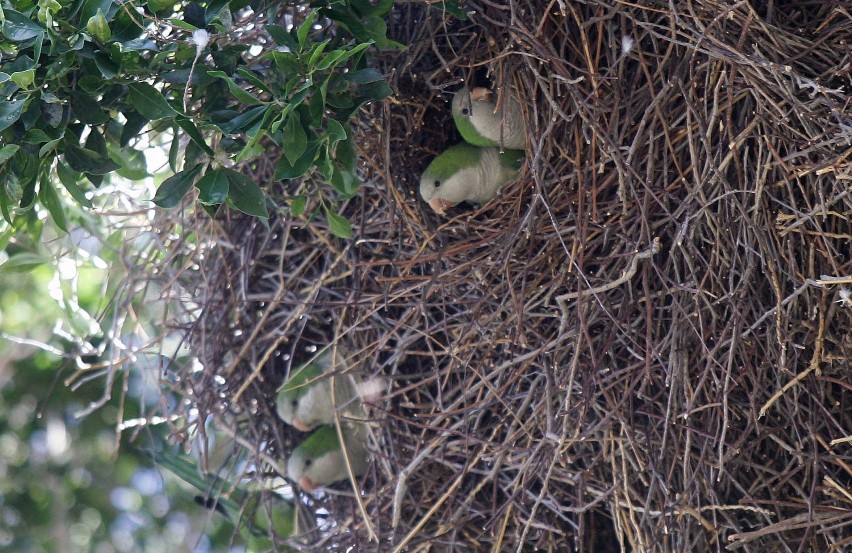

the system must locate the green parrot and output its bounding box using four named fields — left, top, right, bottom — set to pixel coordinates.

left=419, top=143, right=524, bottom=215
left=276, top=349, right=364, bottom=432
left=451, top=86, right=527, bottom=150
left=287, top=424, right=369, bottom=492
